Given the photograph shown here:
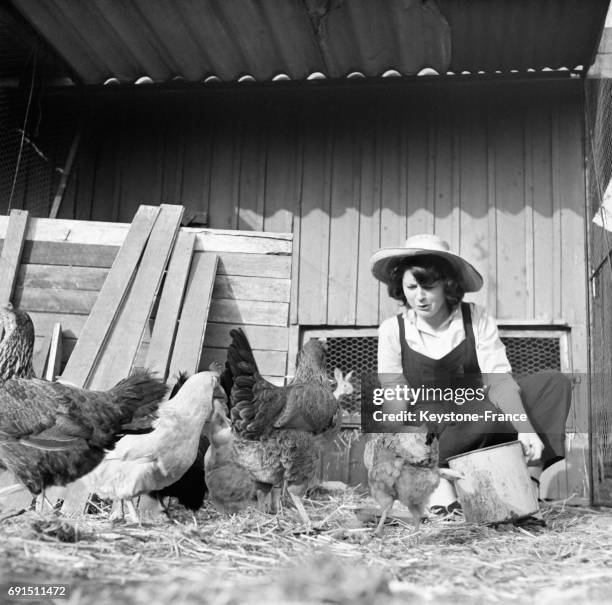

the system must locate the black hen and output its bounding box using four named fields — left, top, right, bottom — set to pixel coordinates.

left=0, top=371, right=167, bottom=496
